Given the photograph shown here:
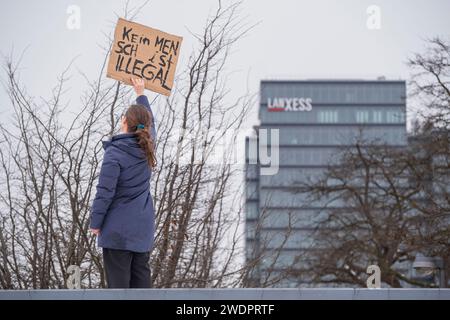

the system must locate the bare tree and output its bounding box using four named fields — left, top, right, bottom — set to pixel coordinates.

left=292, top=38, right=450, bottom=288
left=407, top=37, right=450, bottom=287
left=295, top=142, right=426, bottom=287
left=0, top=1, right=258, bottom=289
left=408, top=37, right=450, bottom=129
left=0, top=52, right=128, bottom=288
